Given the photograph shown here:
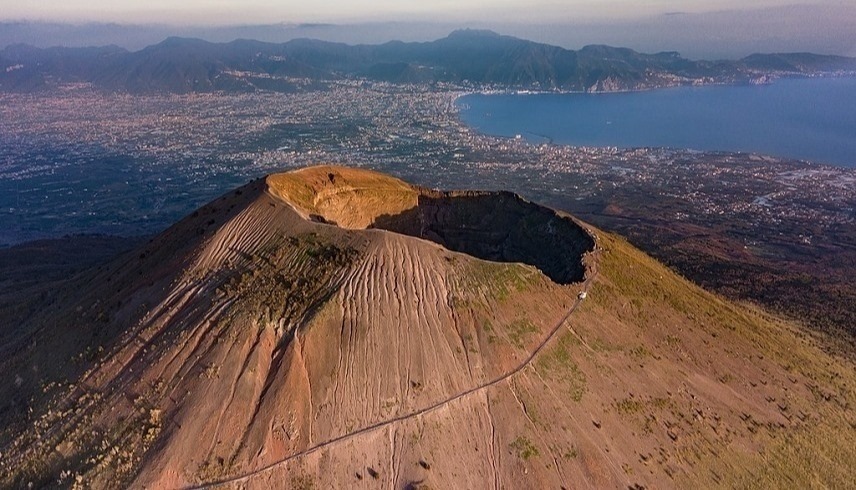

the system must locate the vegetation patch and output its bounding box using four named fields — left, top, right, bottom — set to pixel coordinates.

left=506, top=319, right=539, bottom=348
left=289, top=473, right=316, bottom=490
left=483, top=319, right=498, bottom=344
left=216, top=232, right=358, bottom=326
left=462, top=261, right=538, bottom=303
left=614, top=398, right=646, bottom=418
left=628, top=345, right=653, bottom=361
left=537, top=332, right=587, bottom=402
left=510, top=436, right=540, bottom=460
